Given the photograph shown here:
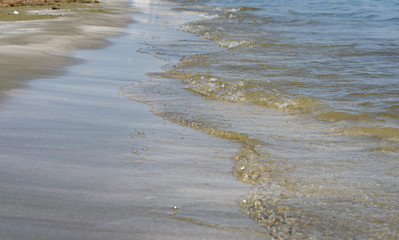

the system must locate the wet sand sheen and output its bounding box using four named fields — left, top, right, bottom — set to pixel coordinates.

left=0, top=0, right=133, bottom=100
left=0, top=1, right=268, bottom=239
